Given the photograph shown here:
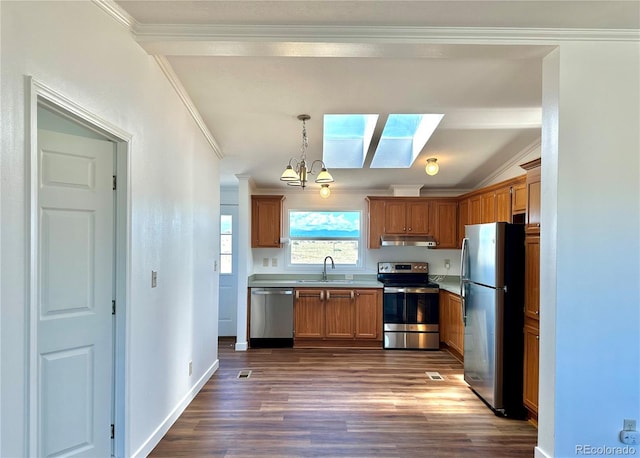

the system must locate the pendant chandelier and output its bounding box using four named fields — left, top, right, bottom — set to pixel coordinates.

left=280, top=114, right=334, bottom=189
